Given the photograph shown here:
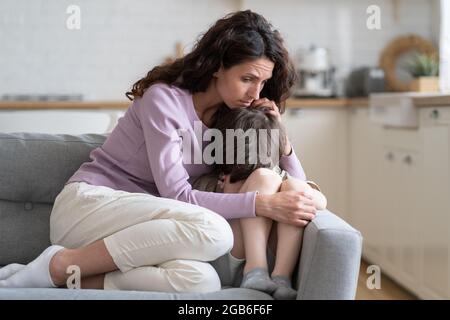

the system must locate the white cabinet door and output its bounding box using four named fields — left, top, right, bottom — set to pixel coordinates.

left=383, top=148, right=421, bottom=293
left=376, top=127, right=422, bottom=294
left=417, top=107, right=450, bottom=299
left=0, top=109, right=126, bottom=134
left=396, top=149, right=421, bottom=292
left=377, top=145, right=400, bottom=275
left=283, top=108, right=348, bottom=218
left=348, top=107, right=384, bottom=261
left=350, top=106, right=450, bottom=299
